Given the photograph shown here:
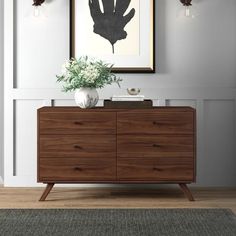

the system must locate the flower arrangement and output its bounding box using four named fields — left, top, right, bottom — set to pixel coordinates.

left=56, top=57, right=122, bottom=92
